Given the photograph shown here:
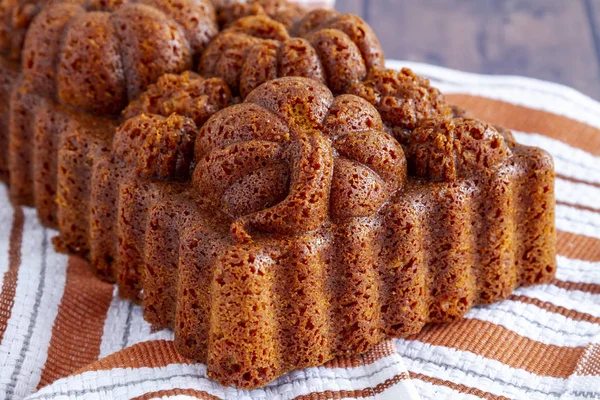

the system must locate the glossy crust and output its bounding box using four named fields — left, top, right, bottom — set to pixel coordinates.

left=5, top=74, right=556, bottom=387
left=199, top=9, right=385, bottom=96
